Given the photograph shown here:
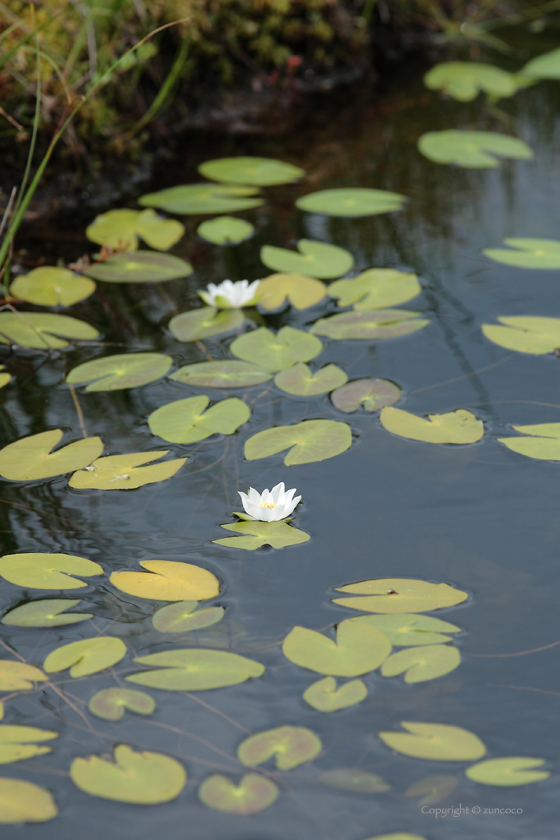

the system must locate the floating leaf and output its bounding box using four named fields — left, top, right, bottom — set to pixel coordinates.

left=465, top=757, right=550, bottom=786
left=405, top=775, right=458, bottom=806
left=380, top=645, right=460, bottom=683
left=283, top=622, right=391, bottom=677
left=139, top=183, right=263, bottom=215
left=331, top=378, right=401, bottom=413
left=199, top=773, right=278, bottom=814
left=311, top=310, right=429, bottom=341
left=329, top=270, right=421, bottom=310
left=498, top=423, right=560, bottom=460
left=171, top=360, right=272, bottom=388
left=261, top=239, right=353, bottom=279
left=0, top=430, right=103, bottom=482
left=274, top=363, right=347, bottom=396
left=424, top=62, right=516, bottom=101
left=0, top=552, right=103, bottom=590
left=10, top=267, right=96, bottom=306
left=199, top=156, right=304, bottom=186
left=296, top=188, right=405, bottom=218
left=43, top=637, right=126, bottom=677
left=238, top=726, right=321, bottom=770
left=245, top=419, right=351, bottom=465
left=0, top=661, right=47, bottom=690
left=169, top=307, right=244, bottom=342
left=86, top=208, right=184, bottom=251
left=303, top=676, right=367, bottom=712
left=362, top=834, right=427, bottom=840
left=214, top=519, right=310, bottom=550
left=418, top=130, right=532, bottom=168
left=197, top=216, right=254, bottom=245
left=69, top=451, right=186, bottom=490
left=88, top=688, right=155, bottom=721
left=2, top=599, right=93, bottom=627
left=482, top=316, right=560, bottom=354
left=0, top=778, right=58, bottom=823
left=521, top=46, right=560, bottom=79
left=380, top=407, right=484, bottom=444
left=148, top=396, right=249, bottom=443
left=231, top=326, right=322, bottom=372
left=333, top=578, right=468, bottom=614
left=84, top=252, right=193, bottom=283
left=127, top=649, right=264, bottom=690
left=351, top=614, right=460, bottom=646
left=70, top=744, right=186, bottom=804
left=152, top=601, right=225, bottom=633
left=0, top=725, right=58, bottom=764
left=319, top=769, right=390, bottom=793
left=379, top=722, right=486, bottom=761
left=110, top=560, right=219, bottom=601
left=257, top=273, right=327, bottom=310
left=483, top=238, right=560, bottom=269
left=66, top=352, right=172, bottom=391
left=0, top=366, right=10, bottom=389
left=0, top=312, right=98, bottom=349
